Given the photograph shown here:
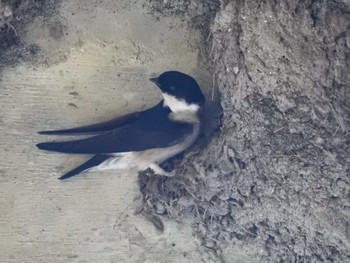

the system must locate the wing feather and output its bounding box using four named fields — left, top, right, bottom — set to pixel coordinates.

left=36, top=103, right=193, bottom=154
left=38, top=102, right=163, bottom=135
